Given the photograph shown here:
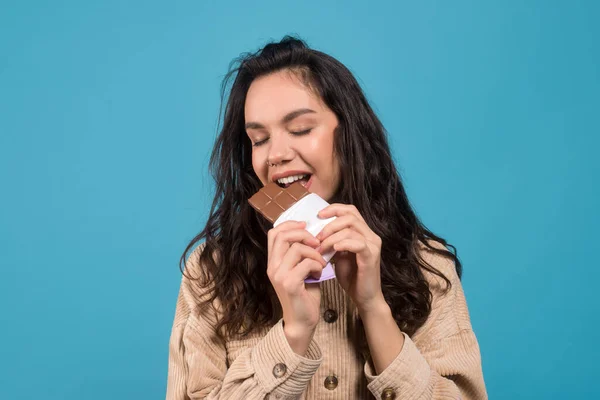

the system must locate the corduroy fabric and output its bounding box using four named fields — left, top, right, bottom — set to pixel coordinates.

left=165, top=241, right=487, bottom=399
